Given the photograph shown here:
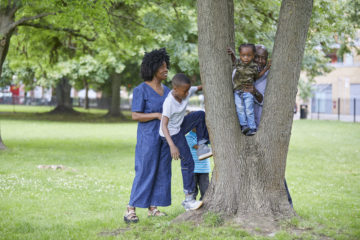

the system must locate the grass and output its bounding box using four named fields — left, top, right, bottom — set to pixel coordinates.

left=0, top=105, right=359, bottom=239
